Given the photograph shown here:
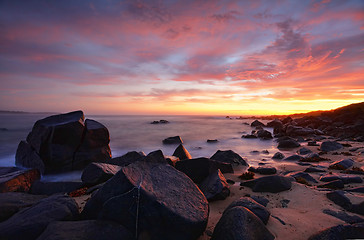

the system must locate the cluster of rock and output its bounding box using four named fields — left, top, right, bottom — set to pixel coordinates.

left=15, top=111, right=111, bottom=174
